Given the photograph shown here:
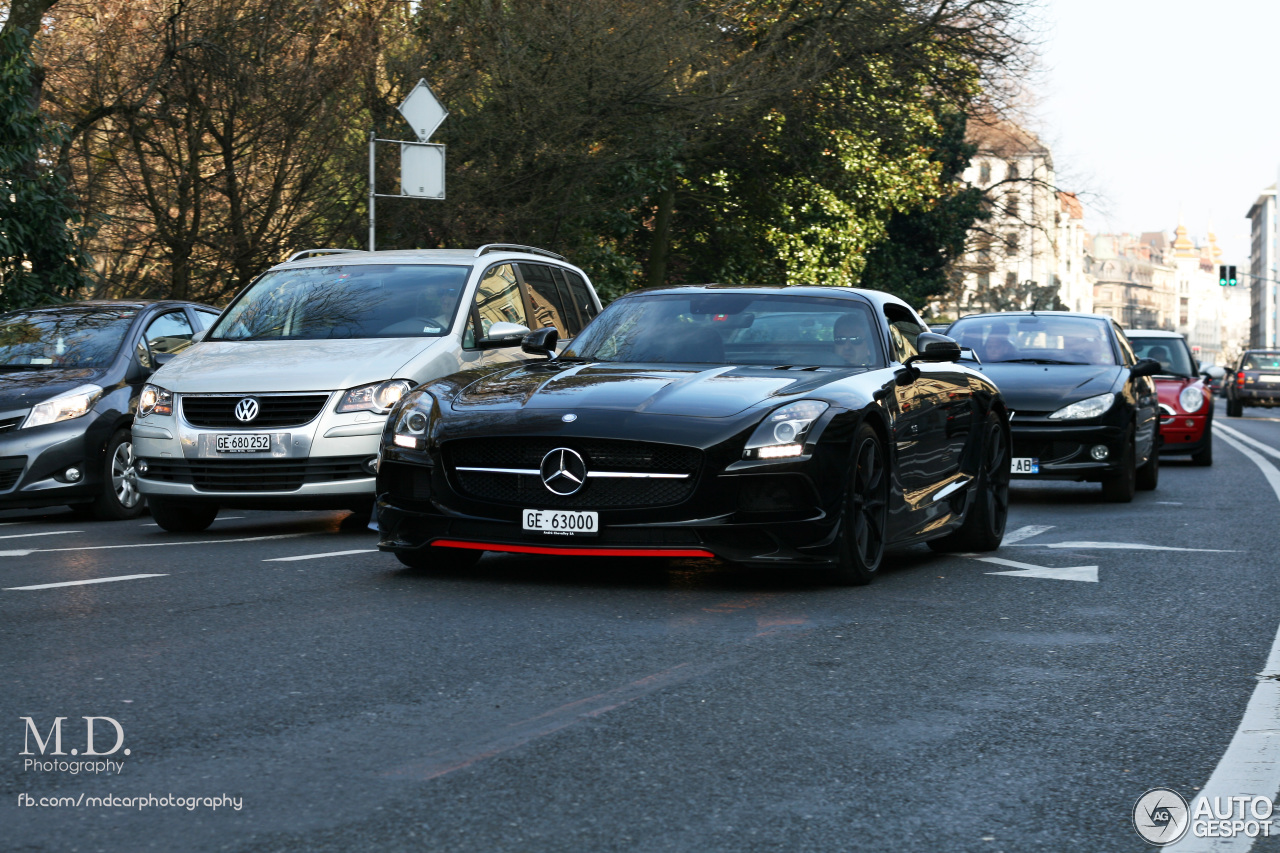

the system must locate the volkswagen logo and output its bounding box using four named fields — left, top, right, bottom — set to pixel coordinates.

left=539, top=448, right=587, bottom=496
left=234, top=397, right=260, bottom=424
